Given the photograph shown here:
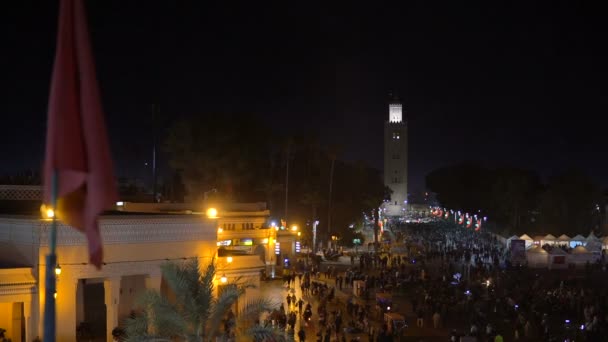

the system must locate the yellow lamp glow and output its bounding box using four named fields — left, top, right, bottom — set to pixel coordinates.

left=262, top=238, right=269, bottom=244
left=297, top=232, right=301, bottom=237
left=55, top=264, right=62, bottom=275
left=220, top=274, right=227, bottom=283
left=41, top=204, right=55, bottom=219
left=291, top=225, right=298, bottom=231
left=227, top=256, right=233, bottom=263
left=217, top=227, right=223, bottom=233
left=53, top=291, right=57, bottom=299
left=206, top=208, right=218, bottom=218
